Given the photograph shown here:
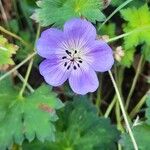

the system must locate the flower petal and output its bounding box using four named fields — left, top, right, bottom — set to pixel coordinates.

left=69, top=62, right=99, bottom=95
left=39, top=57, right=71, bottom=86
left=64, top=18, right=96, bottom=43
left=36, top=28, right=64, bottom=59
left=86, top=40, right=114, bottom=72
